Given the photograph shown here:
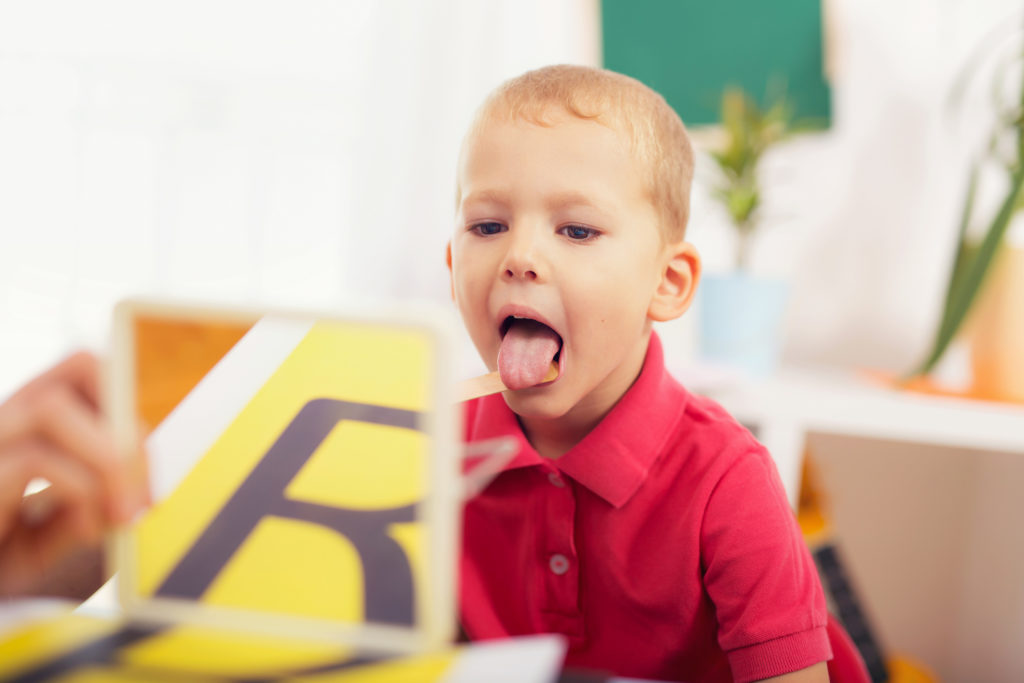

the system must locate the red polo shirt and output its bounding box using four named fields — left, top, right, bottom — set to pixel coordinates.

left=459, top=333, right=830, bottom=682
